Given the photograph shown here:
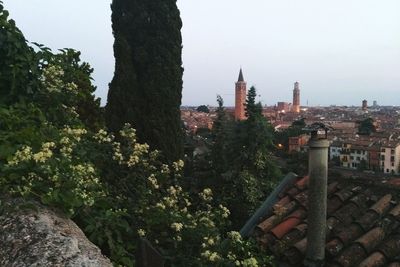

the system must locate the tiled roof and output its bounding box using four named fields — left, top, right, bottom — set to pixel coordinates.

left=253, top=176, right=400, bottom=266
